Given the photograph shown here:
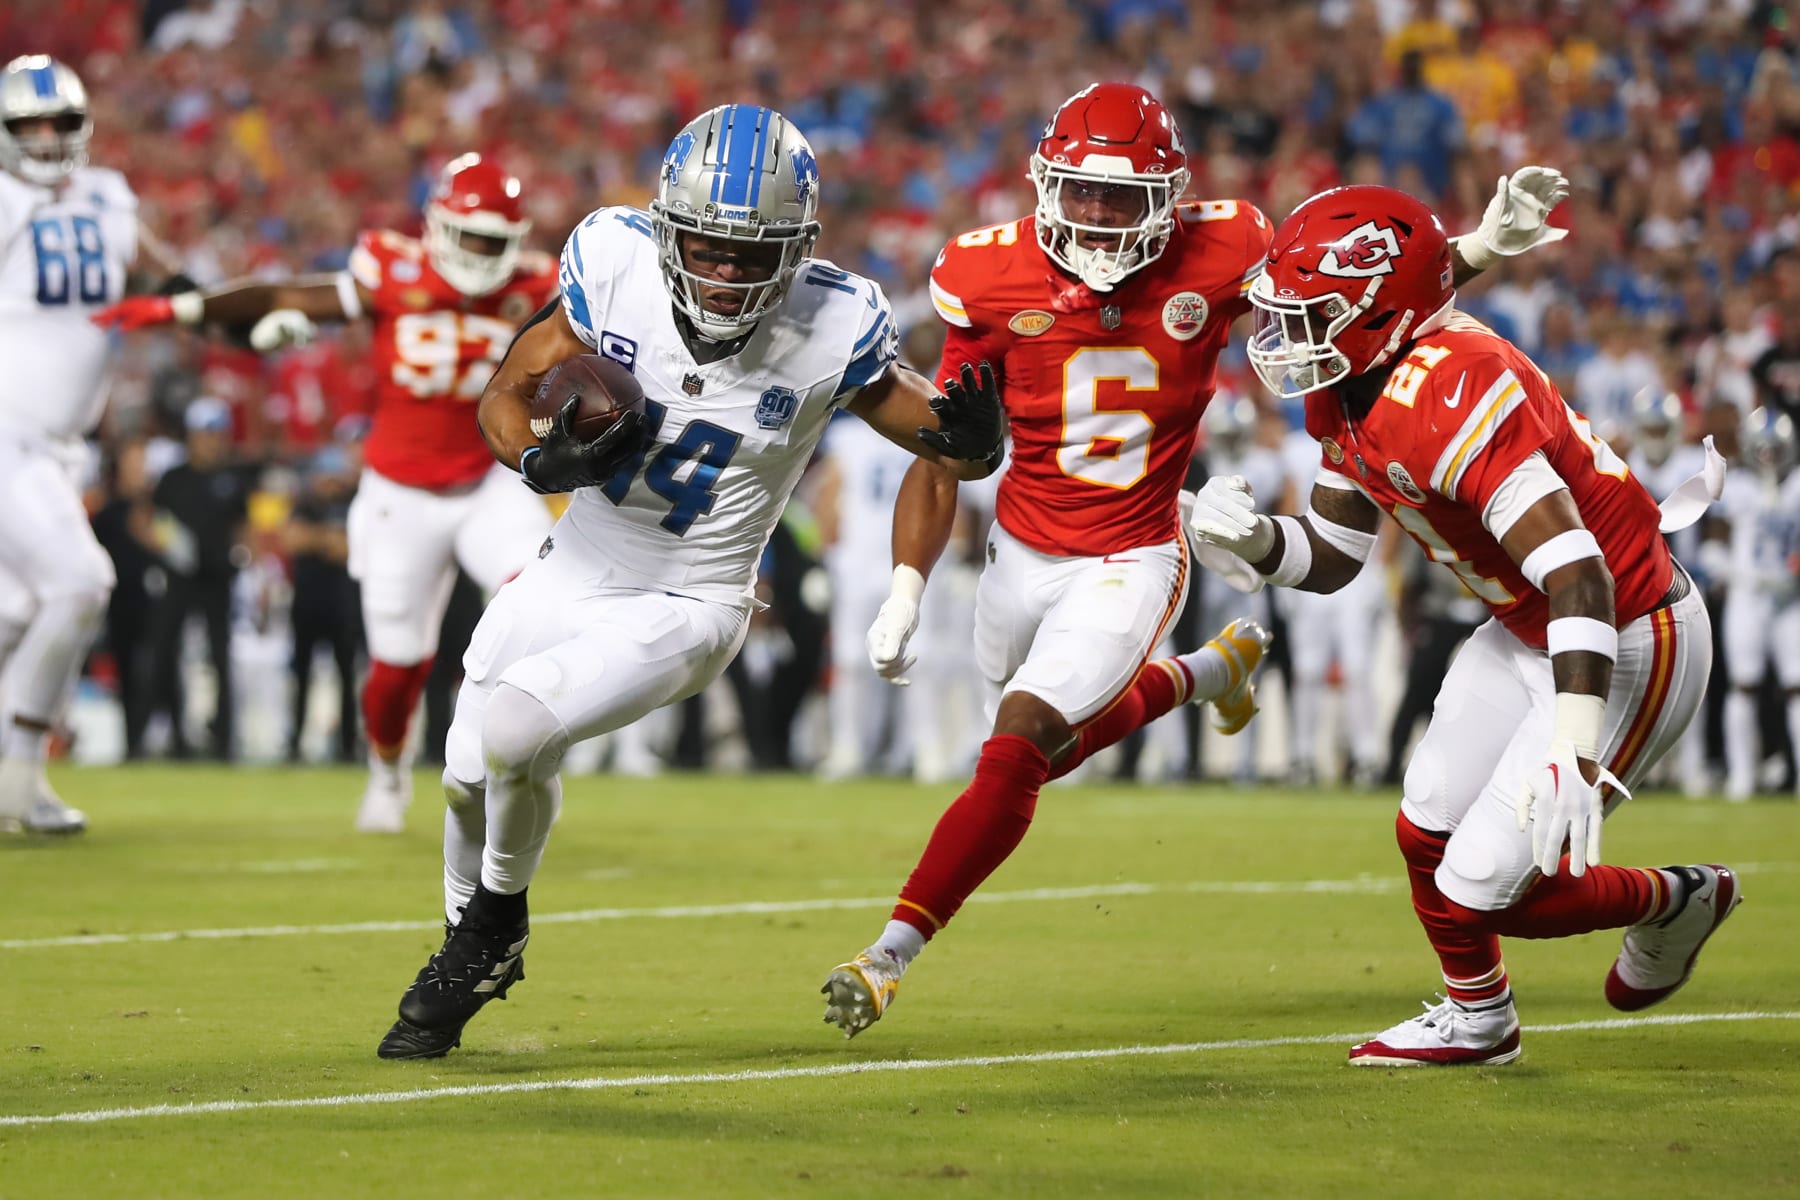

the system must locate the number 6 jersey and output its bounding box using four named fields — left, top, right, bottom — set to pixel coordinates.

left=554, top=206, right=899, bottom=603
left=0, top=165, right=137, bottom=440
left=929, top=201, right=1271, bottom=557
left=346, top=229, right=558, bottom=490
